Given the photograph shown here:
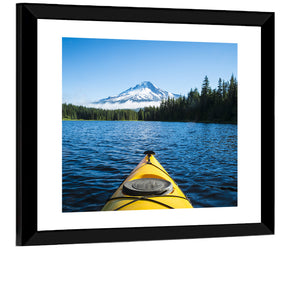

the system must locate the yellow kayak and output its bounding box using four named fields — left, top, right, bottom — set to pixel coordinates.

left=102, top=151, right=193, bottom=211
